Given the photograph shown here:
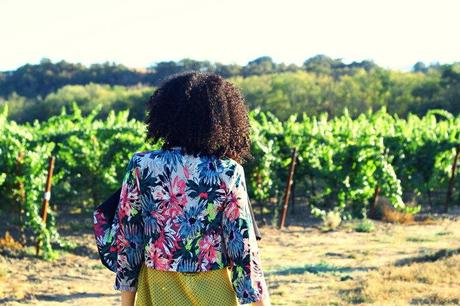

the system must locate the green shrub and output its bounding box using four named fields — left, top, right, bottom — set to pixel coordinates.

left=354, top=219, right=375, bottom=233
